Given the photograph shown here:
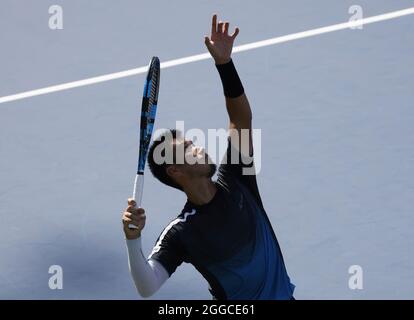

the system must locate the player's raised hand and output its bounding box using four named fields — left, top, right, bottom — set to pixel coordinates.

left=122, top=198, right=146, bottom=240
left=204, top=14, right=239, bottom=65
